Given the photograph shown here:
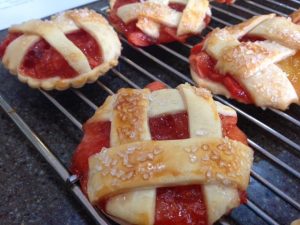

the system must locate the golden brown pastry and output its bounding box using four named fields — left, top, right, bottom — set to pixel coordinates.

left=190, top=14, right=300, bottom=110
left=71, top=83, right=253, bottom=225
left=109, top=0, right=213, bottom=46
